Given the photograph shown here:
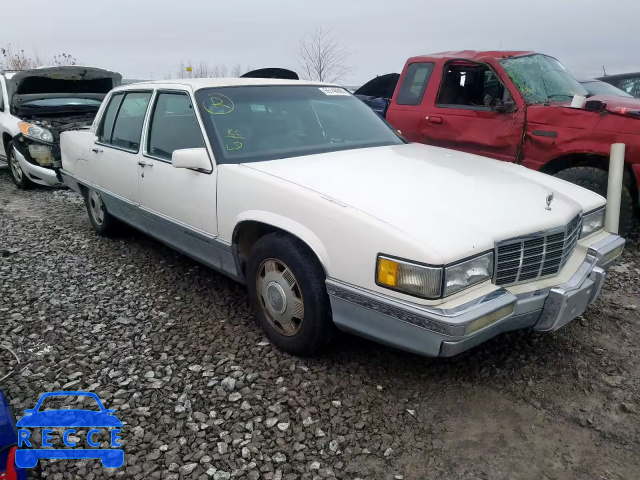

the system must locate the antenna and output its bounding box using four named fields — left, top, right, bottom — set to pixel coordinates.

left=602, top=65, right=607, bottom=76
left=497, top=41, right=502, bottom=51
